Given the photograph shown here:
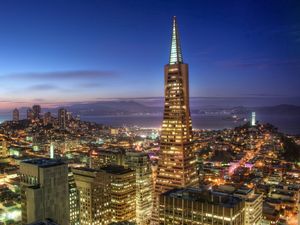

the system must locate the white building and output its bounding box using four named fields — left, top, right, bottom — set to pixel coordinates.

left=234, top=187, right=263, bottom=225
left=251, top=112, right=256, bottom=126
